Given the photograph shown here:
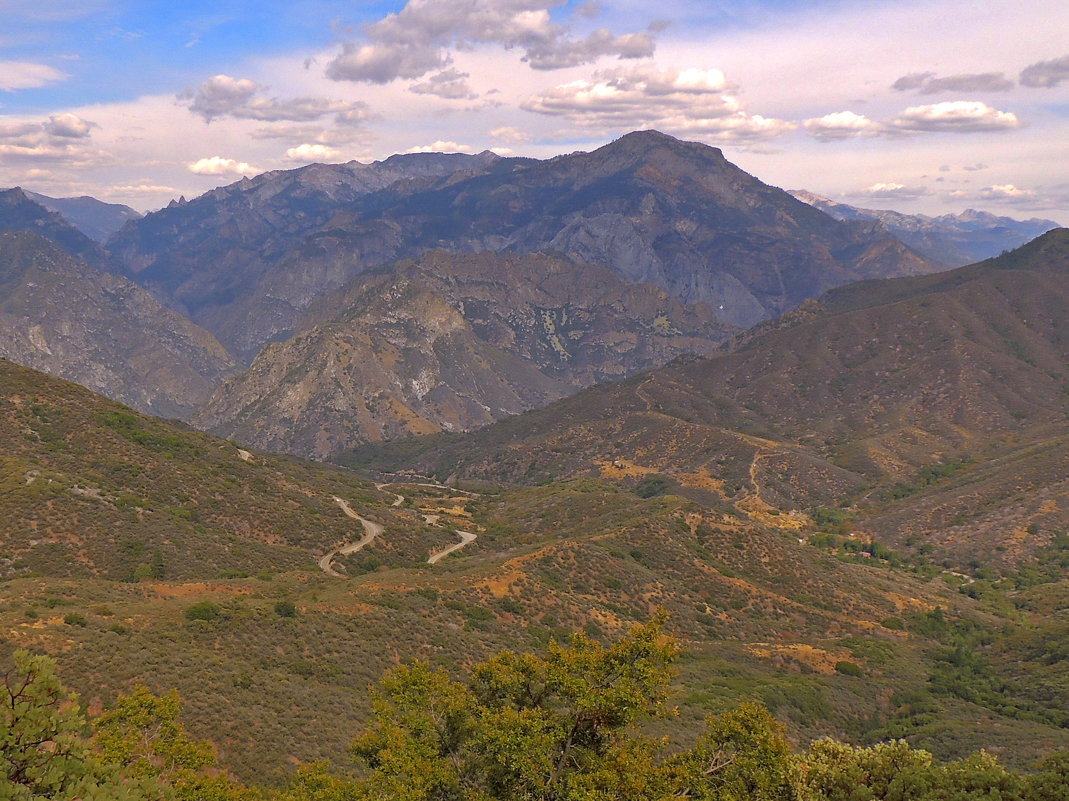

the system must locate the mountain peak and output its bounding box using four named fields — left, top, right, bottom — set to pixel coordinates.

left=594, top=129, right=726, bottom=164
